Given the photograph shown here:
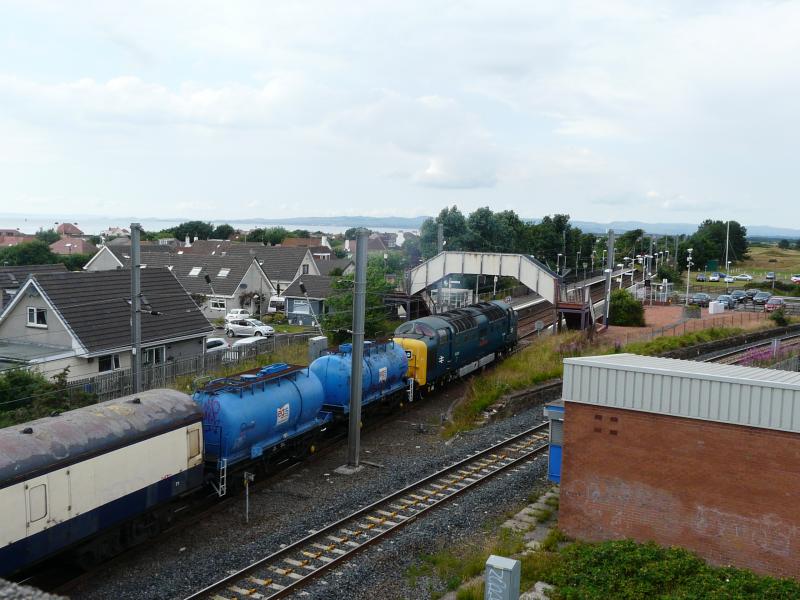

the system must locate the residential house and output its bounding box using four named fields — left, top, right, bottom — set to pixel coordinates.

left=83, top=244, right=178, bottom=271
left=283, top=275, right=333, bottom=326
left=50, top=238, right=97, bottom=255
left=280, top=236, right=331, bottom=249
left=100, top=226, right=130, bottom=238
left=0, top=264, right=67, bottom=314
left=85, top=248, right=276, bottom=318
left=344, top=234, right=388, bottom=256
left=56, top=223, right=84, bottom=237
left=0, top=229, right=36, bottom=247
left=0, top=270, right=212, bottom=378
left=309, top=245, right=332, bottom=261
left=315, top=258, right=354, bottom=276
